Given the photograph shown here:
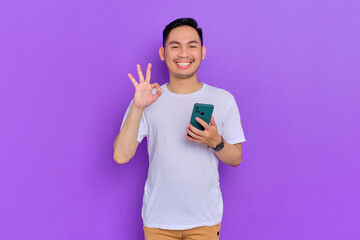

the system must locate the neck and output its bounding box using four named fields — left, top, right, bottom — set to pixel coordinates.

left=167, top=73, right=203, bottom=94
